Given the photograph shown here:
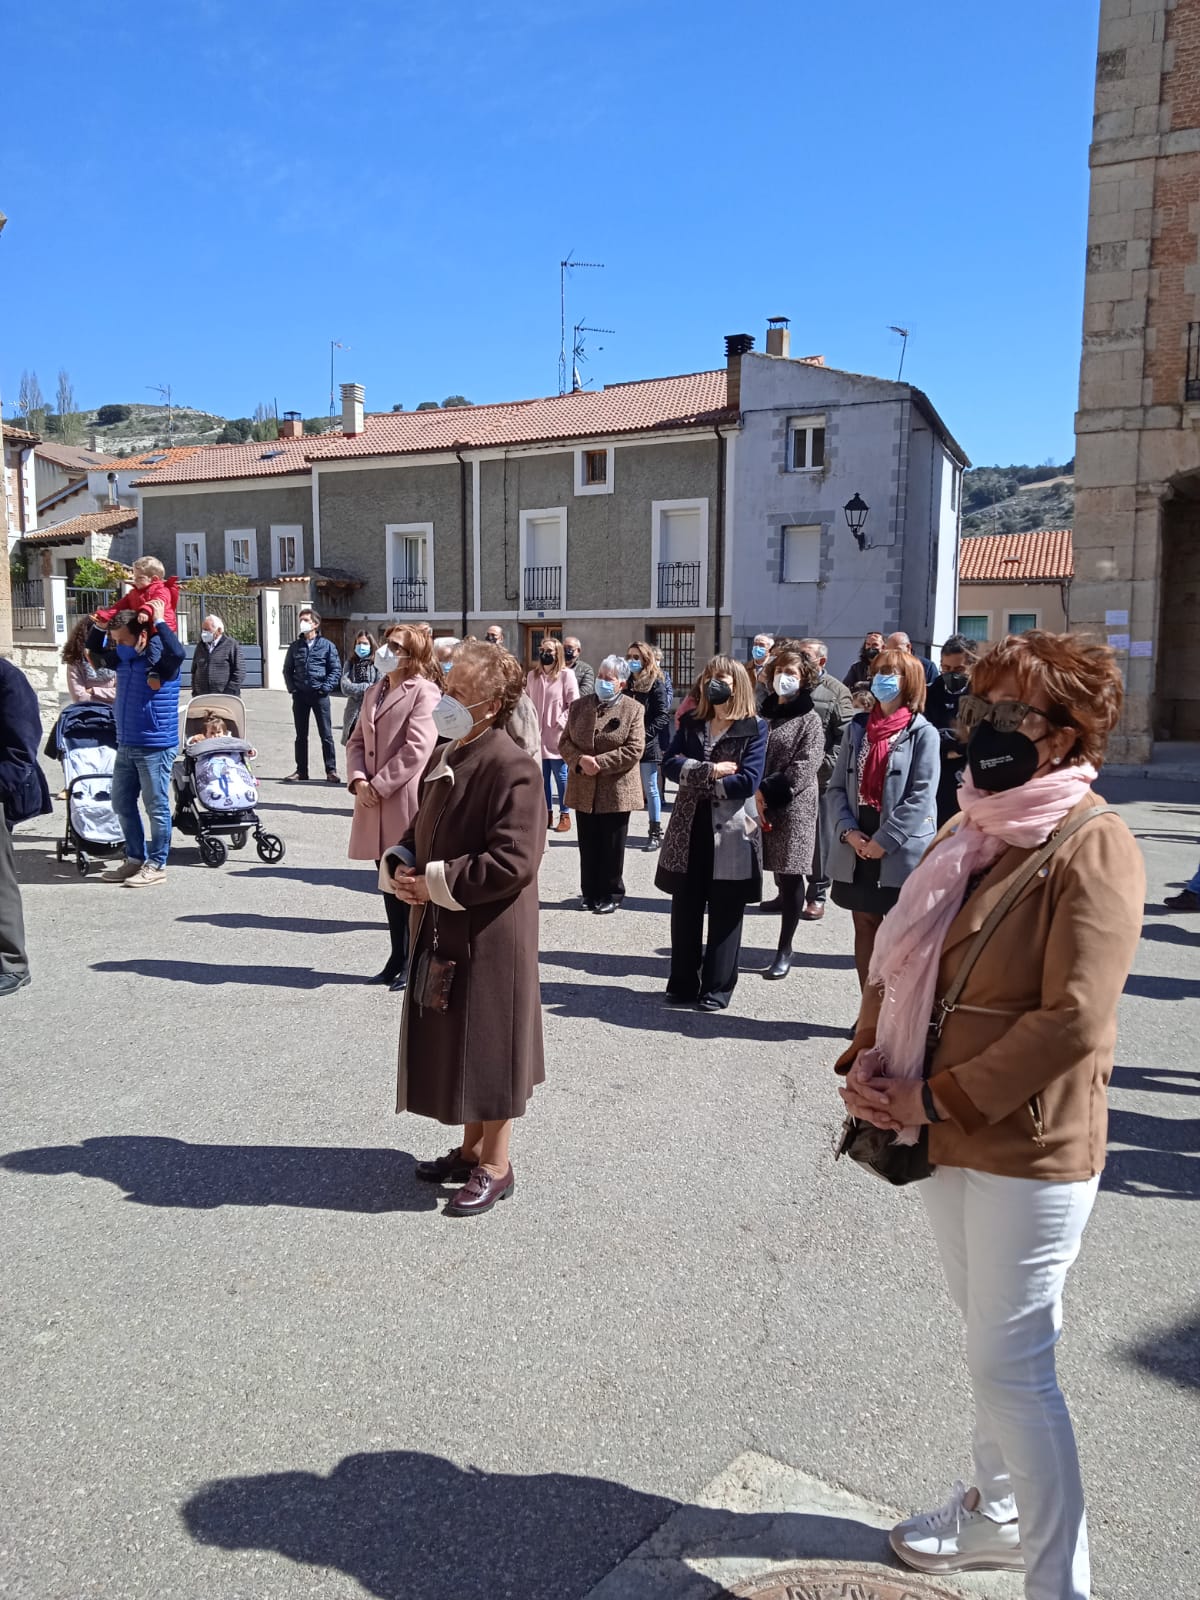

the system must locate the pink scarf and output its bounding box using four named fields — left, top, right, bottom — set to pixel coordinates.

left=864, top=762, right=1098, bottom=1143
